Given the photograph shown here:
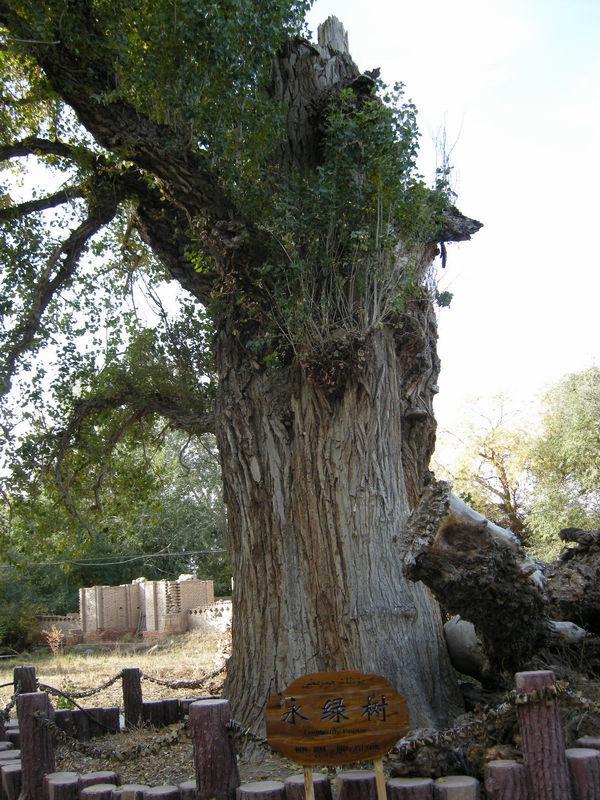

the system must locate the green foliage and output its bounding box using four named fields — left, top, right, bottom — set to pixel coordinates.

left=254, top=83, right=452, bottom=368
left=437, top=368, right=600, bottom=559
left=527, top=367, right=600, bottom=556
